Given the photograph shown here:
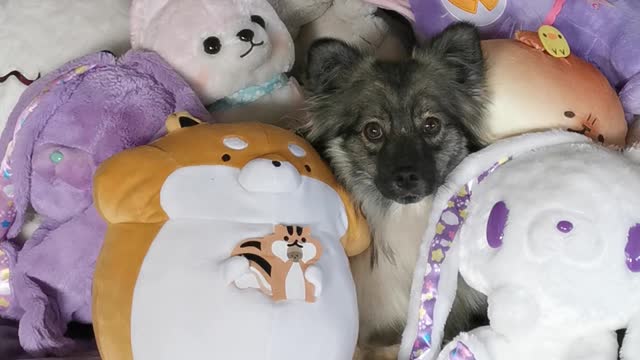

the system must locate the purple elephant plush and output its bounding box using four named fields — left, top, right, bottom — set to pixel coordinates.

left=0, top=50, right=211, bottom=356
left=371, top=0, right=640, bottom=122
